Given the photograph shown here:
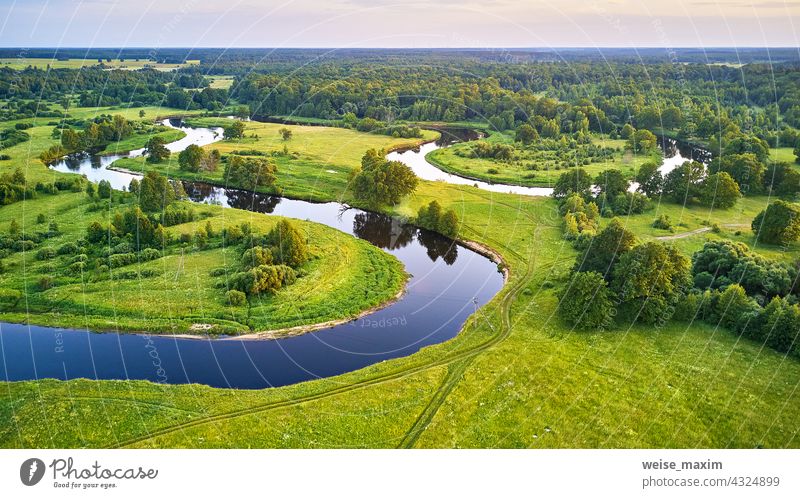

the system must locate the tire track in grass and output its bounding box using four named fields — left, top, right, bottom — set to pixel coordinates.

left=110, top=196, right=541, bottom=448
left=110, top=251, right=534, bottom=448
left=397, top=358, right=474, bottom=448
